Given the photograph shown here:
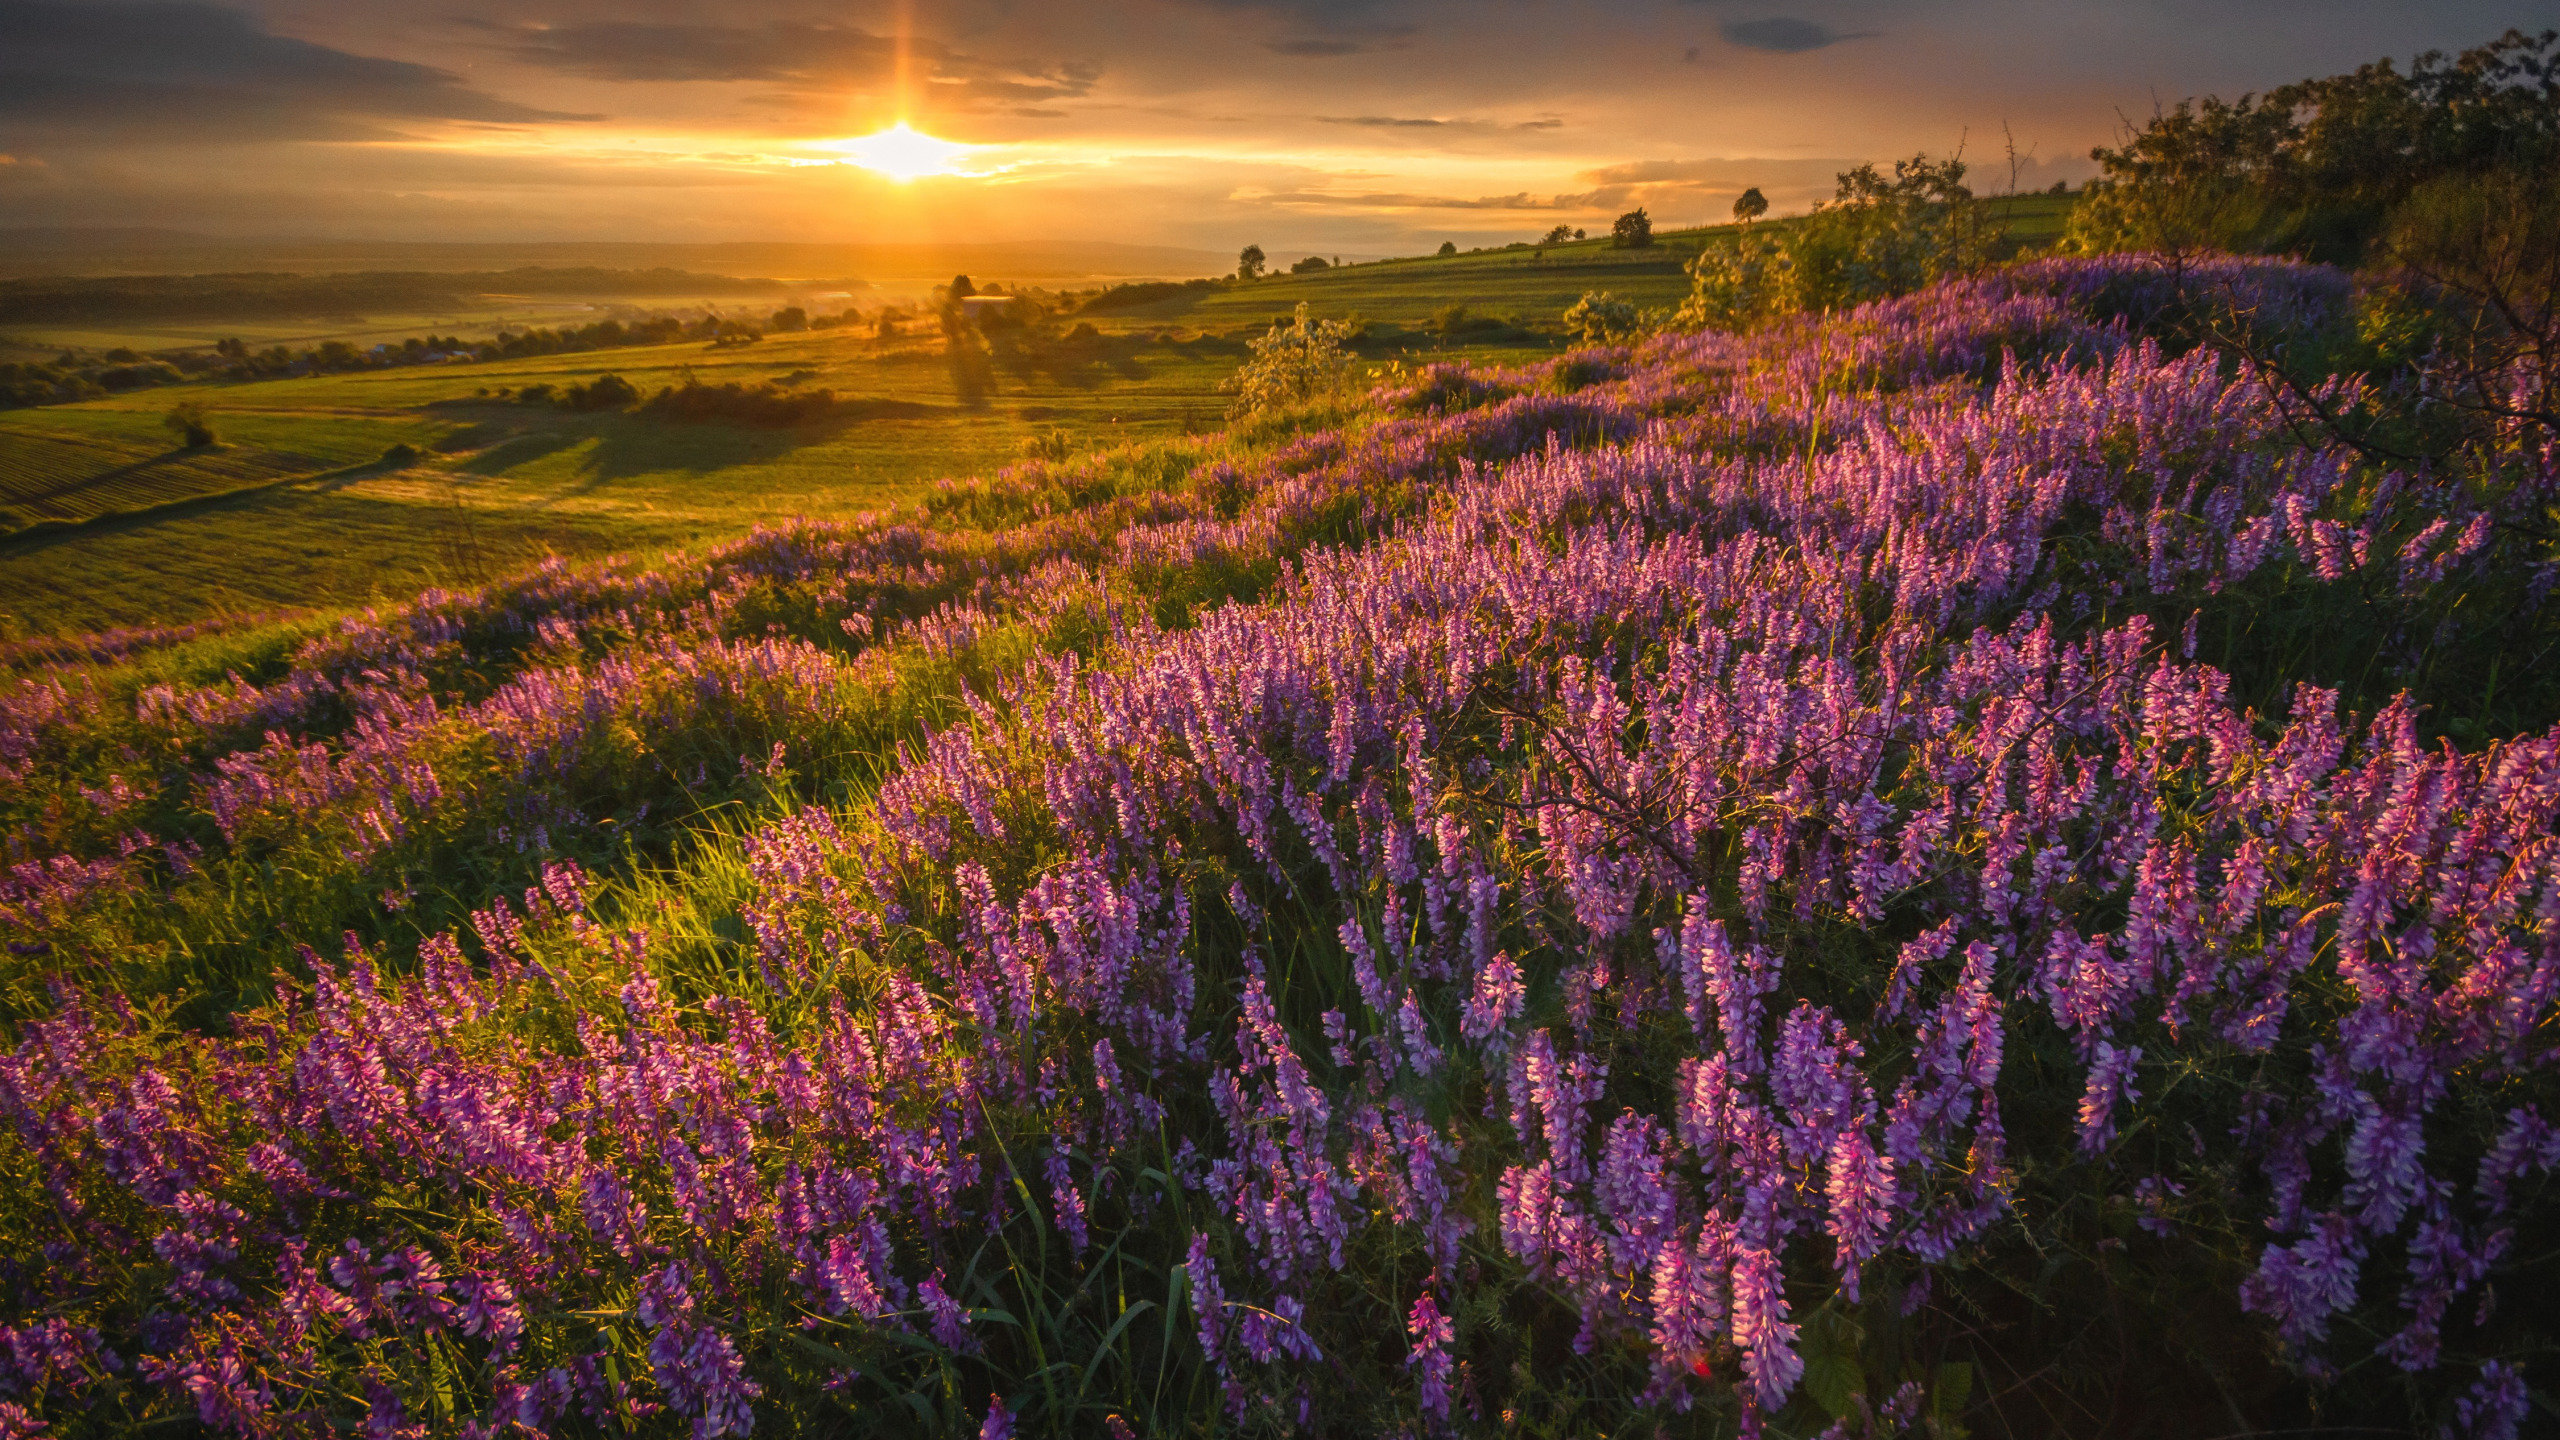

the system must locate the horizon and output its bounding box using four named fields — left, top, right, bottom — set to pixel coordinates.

left=0, top=0, right=2539, bottom=256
